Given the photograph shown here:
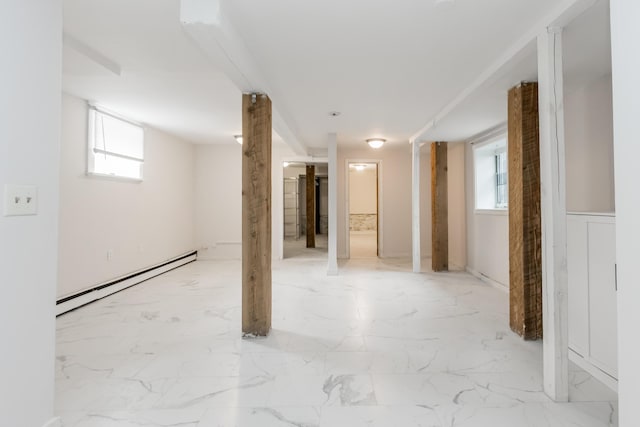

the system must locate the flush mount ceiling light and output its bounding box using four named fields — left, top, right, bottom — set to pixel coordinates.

left=234, top=135, right=243, bottom=145
left=367, top=138, right=385, bottom=149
